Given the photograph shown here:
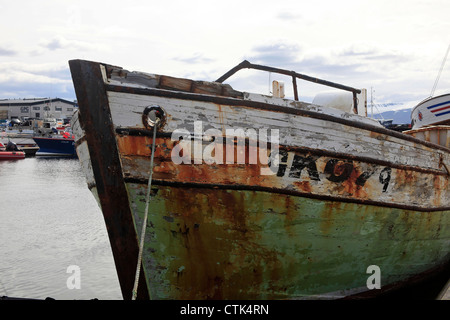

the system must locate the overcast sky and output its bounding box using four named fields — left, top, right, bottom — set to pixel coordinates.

left=1, top=0, right=449, bottom=106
